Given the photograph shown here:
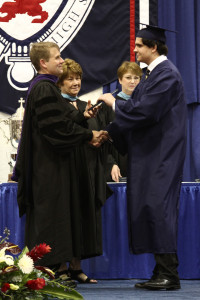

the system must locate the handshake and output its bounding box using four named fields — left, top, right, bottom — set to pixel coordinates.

left=89, top=130, right=110, bottom=147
